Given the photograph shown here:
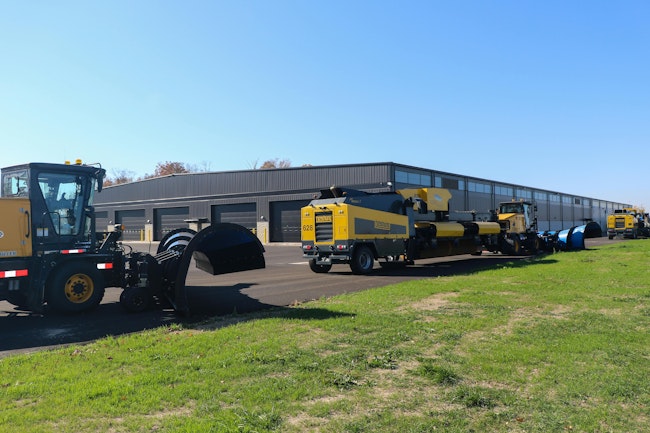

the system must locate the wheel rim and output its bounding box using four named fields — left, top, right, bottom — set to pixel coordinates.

left=359, top=251, right=372, bottom=270
left=64, top=273, right=94, bottom=303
